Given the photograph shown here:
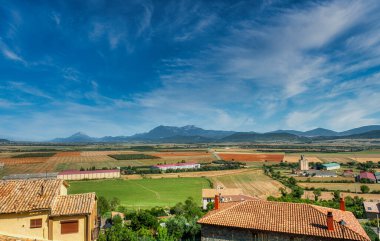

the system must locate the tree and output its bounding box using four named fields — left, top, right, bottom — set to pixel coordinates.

left=313, top=189, right=322, bottom=201
left=291, top=186, right=304, bottom=198
left=112, top=214, right=123, bottom=226
left=279, top=187, right=288, bottom=197
left=110, top=197, right=121, bottom=211
left=206, top=201, right=214, bottom=211
left=288, top=177, right=297, bottom=186
left=130, top=211, right=158, bottom=231
left=98, top=196, right=110, bottom=217
left=361, top=185, right=370, bottom=193
left=157, top=227, right=177, bottom=241
left=332, top=190, right=341, bottom=202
